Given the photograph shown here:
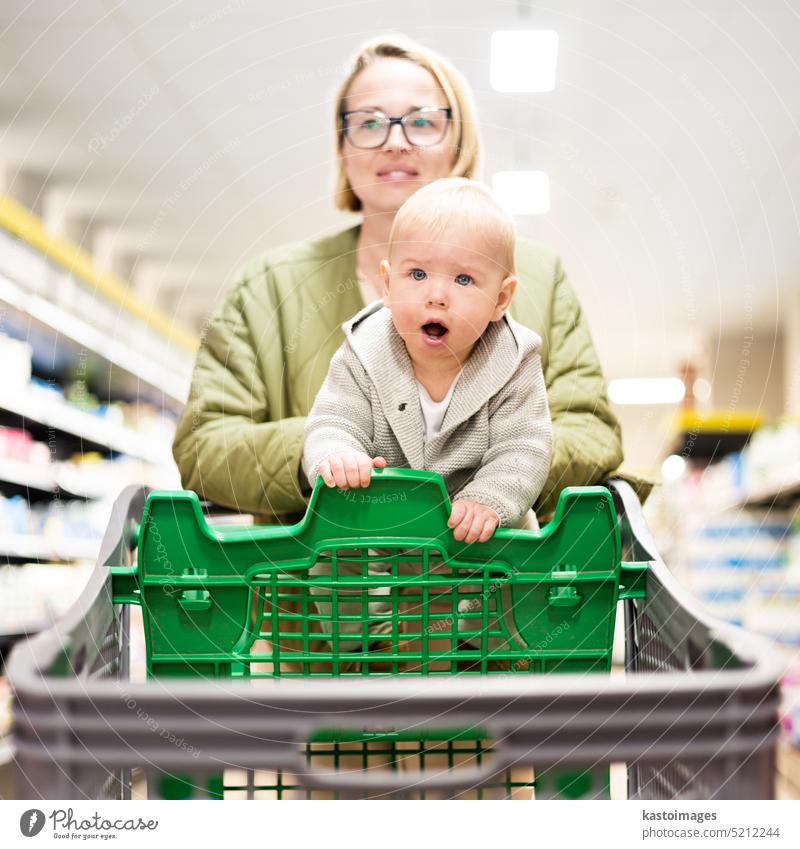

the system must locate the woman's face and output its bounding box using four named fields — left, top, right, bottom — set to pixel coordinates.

left=340, top=58, right=456, bottom=218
